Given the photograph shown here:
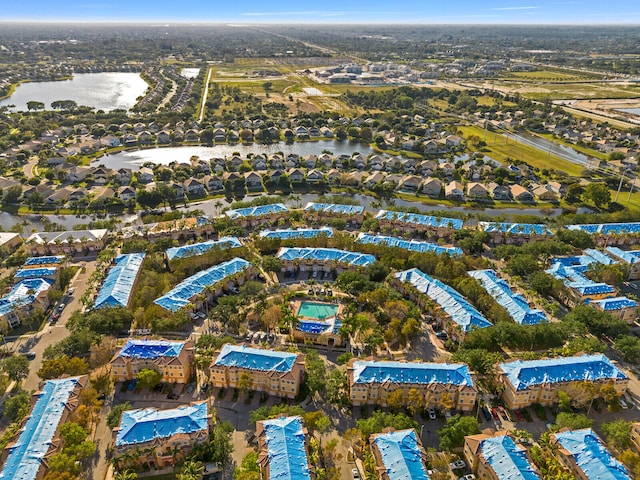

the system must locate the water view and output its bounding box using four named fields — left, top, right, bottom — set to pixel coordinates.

left=620, top=108, right=640, bottom=117
left=0, top=72, right=148, bottom=112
